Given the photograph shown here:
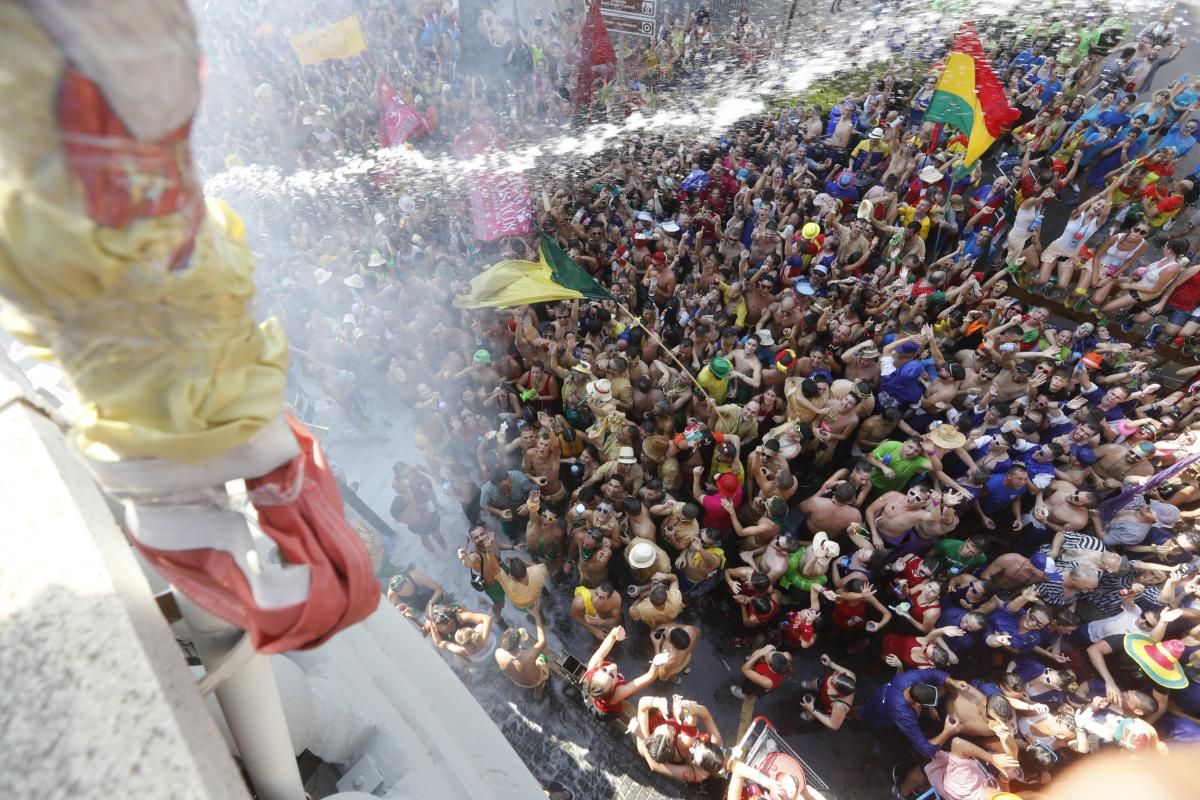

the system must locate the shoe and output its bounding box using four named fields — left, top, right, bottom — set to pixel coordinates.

left=1145, top=323, right=1163, bottom=346
left=1120, top=316, right=1136, bottom=333
left=730, top=685, right=746, bottom=700
left=1071, top=182, right=1081, bottom=193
